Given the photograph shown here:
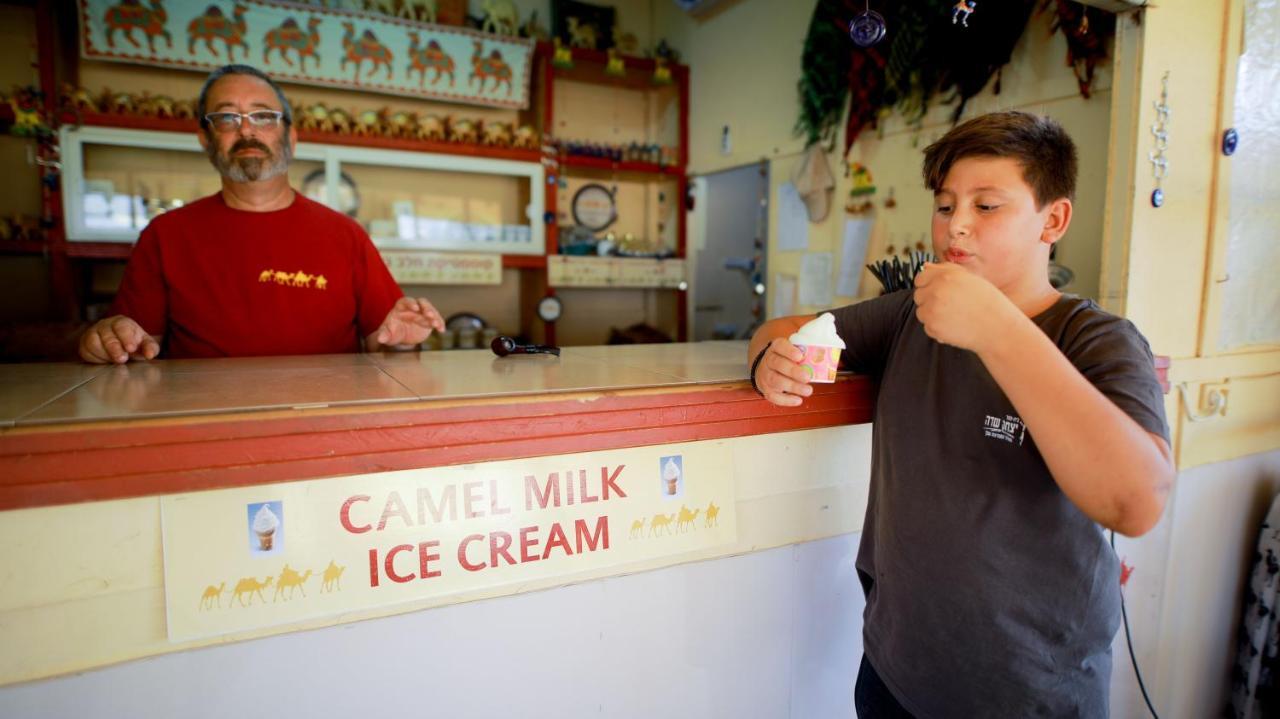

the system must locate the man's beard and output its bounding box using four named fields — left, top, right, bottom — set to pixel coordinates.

left=207, top=135, right=292, bottom=183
